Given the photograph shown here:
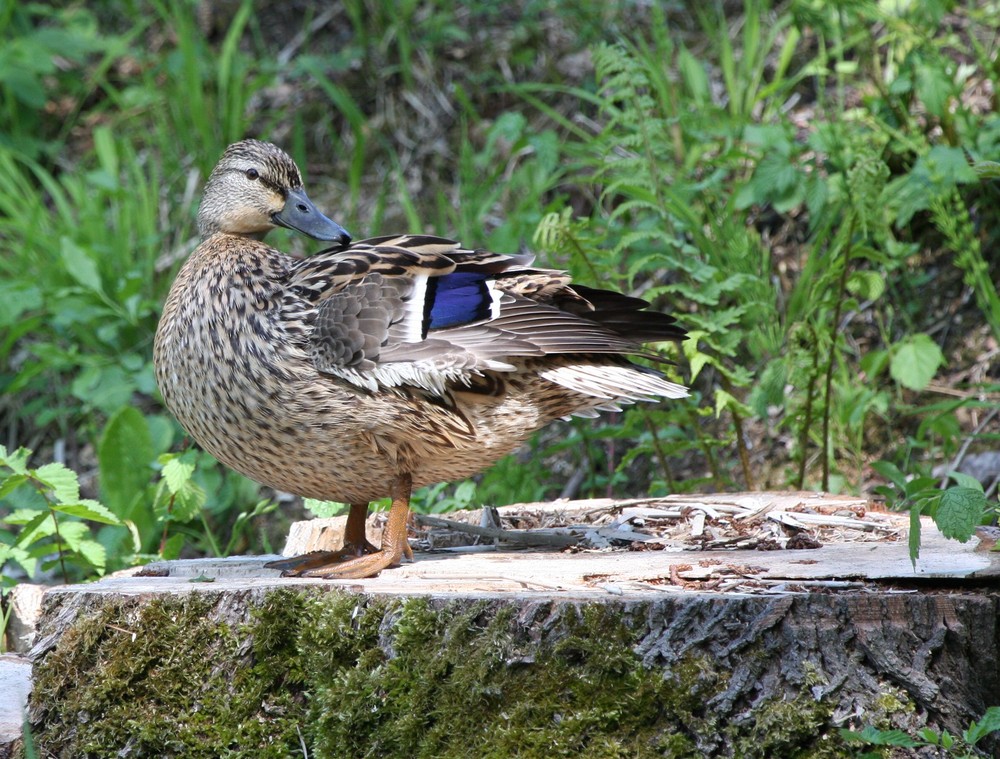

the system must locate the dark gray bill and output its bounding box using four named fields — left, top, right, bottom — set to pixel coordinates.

left=273, top=188, right=352, bottom=244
